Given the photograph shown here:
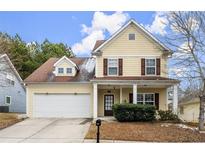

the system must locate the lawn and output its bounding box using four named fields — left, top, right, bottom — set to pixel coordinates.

left=0, top=113, right=22, bottom=129
left=85, top=121, right=205, bottom=142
